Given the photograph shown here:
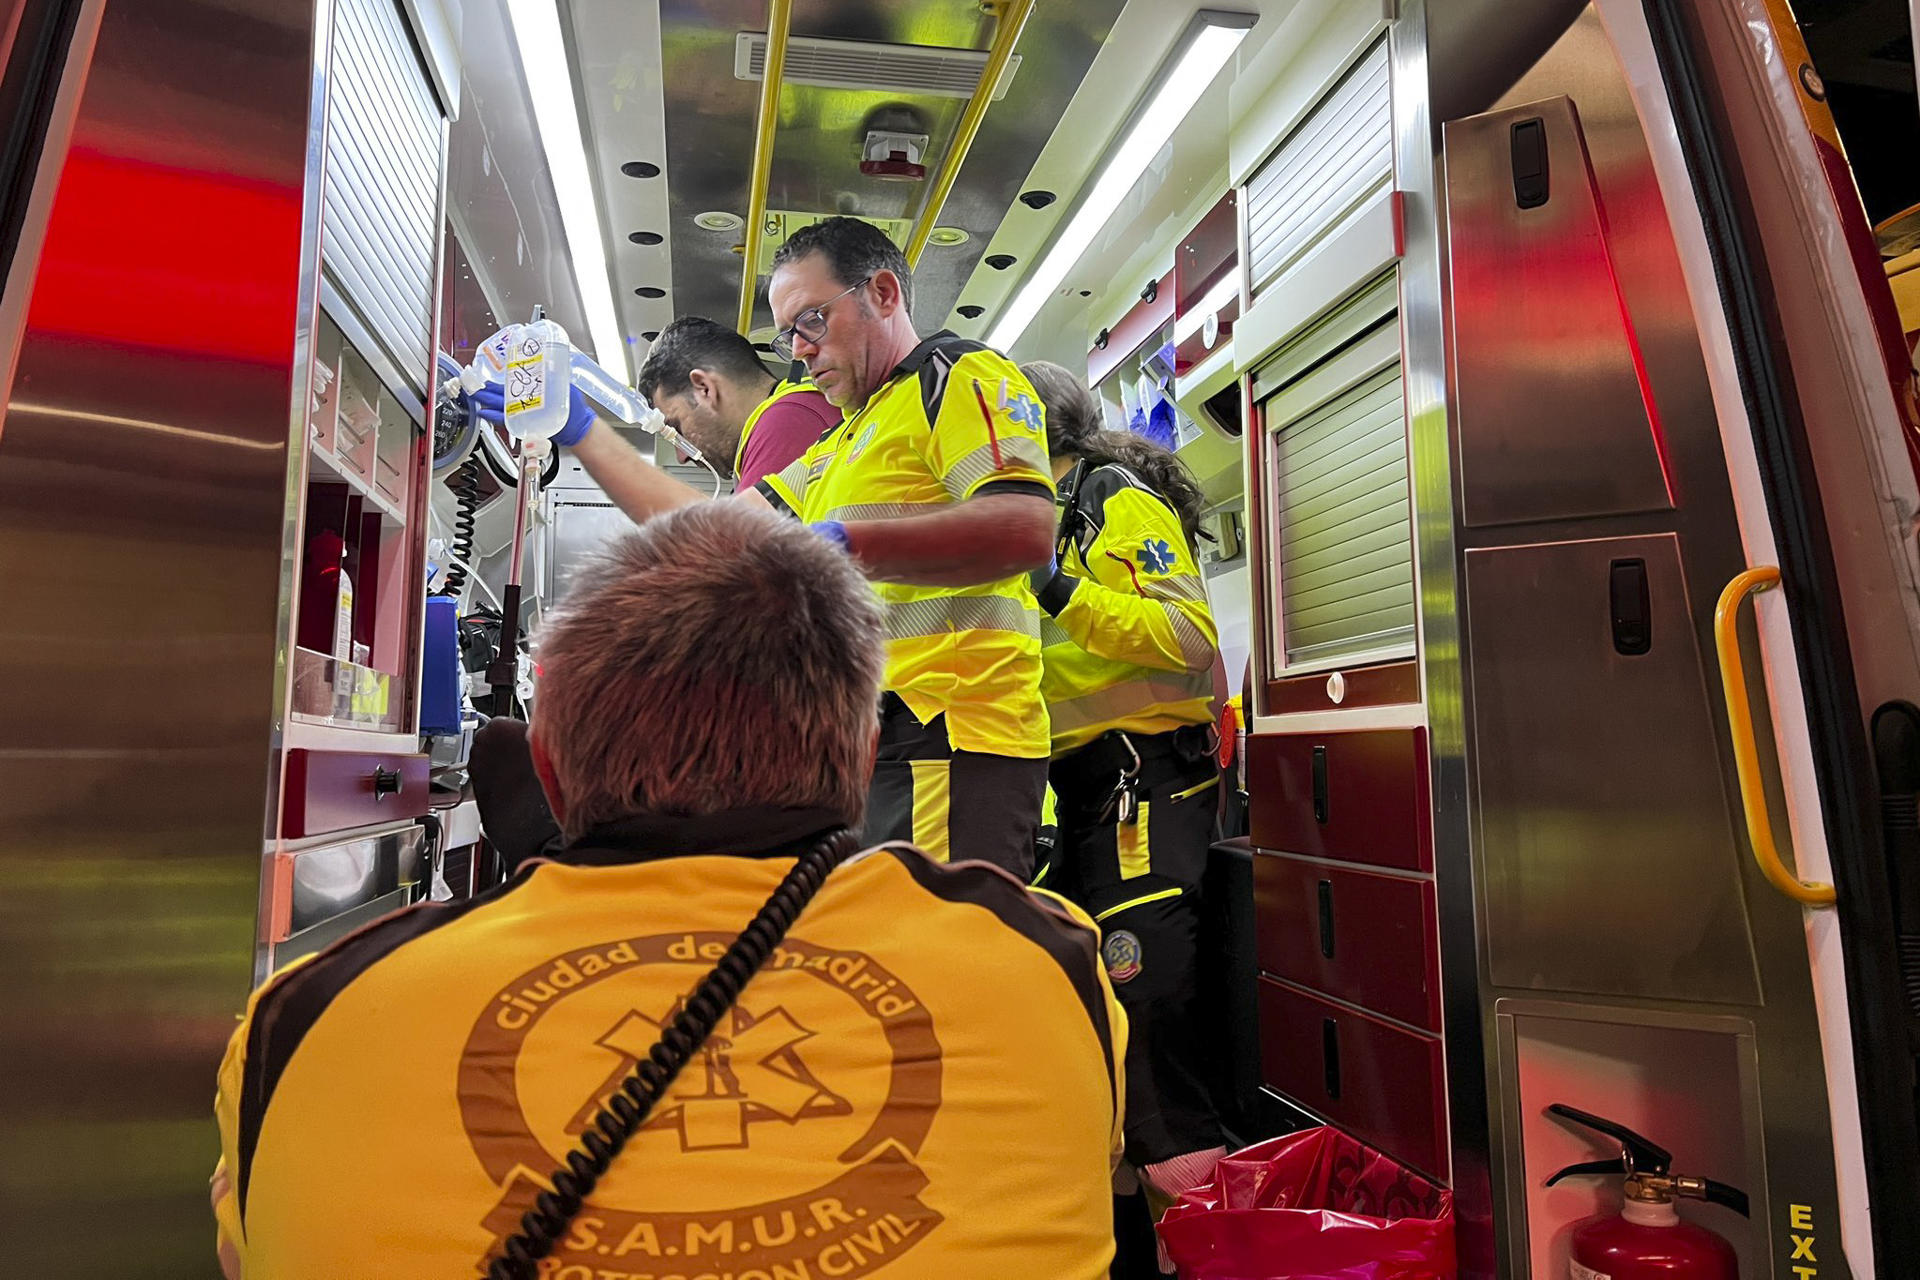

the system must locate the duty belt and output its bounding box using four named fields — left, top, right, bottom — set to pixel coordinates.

left=1052, top=723, right=1217, bottom=793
